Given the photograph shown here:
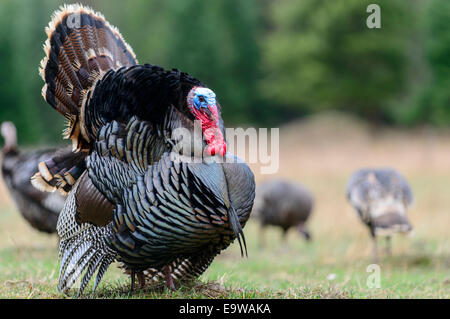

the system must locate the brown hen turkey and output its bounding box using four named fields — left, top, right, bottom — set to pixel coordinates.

left=1, top=121, right=66, bottom=234
left=346, top=168, right=413, bottom=261
left=253, top=179, right=314, bottom=244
